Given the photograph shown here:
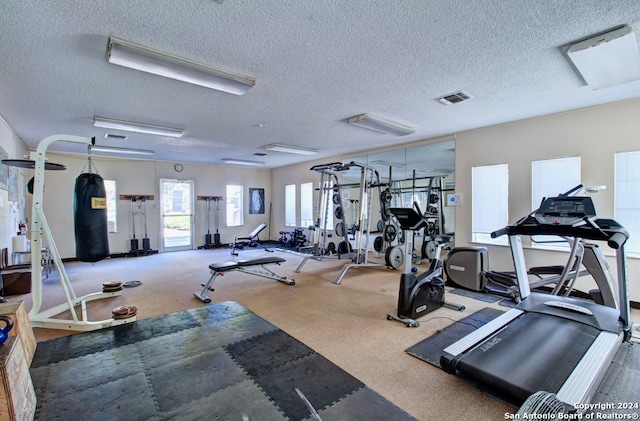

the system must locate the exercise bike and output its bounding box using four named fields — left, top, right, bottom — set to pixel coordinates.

left=386, top=206, right=464, bottom=327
